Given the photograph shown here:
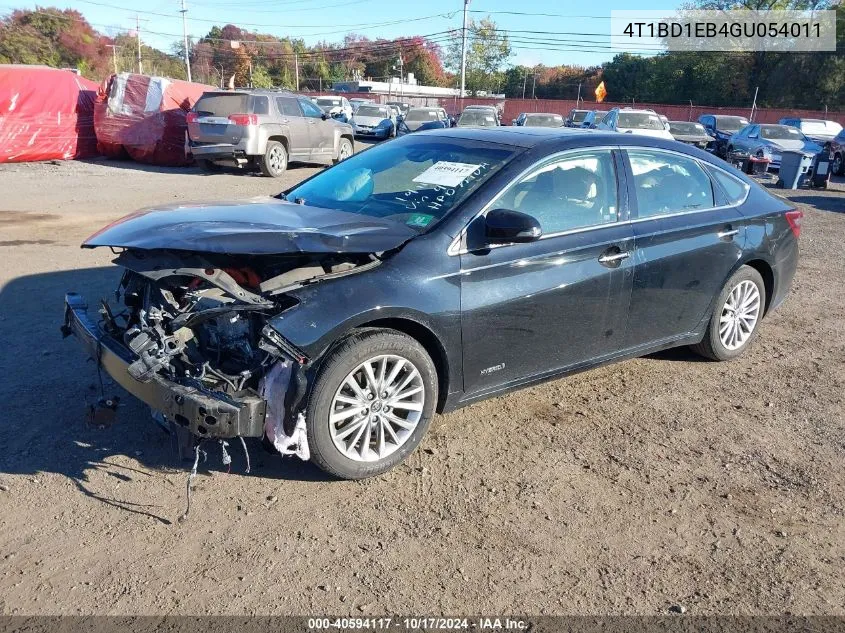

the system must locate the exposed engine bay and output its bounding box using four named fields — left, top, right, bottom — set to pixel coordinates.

left=97, top=248, right=378, bottom=438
